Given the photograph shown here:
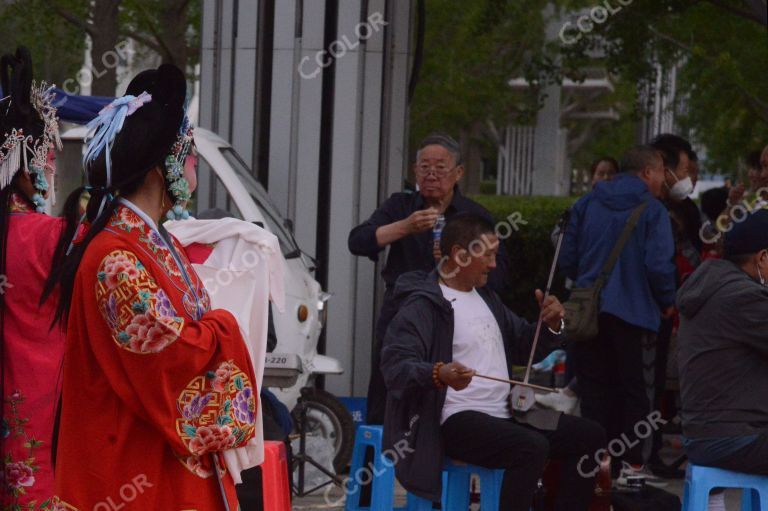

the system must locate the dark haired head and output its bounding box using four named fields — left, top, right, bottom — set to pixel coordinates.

left=651, top=133, right=693, bottom=170
left=440, top=213, right=495, bottom=256
left=0, top=46, right=45, bottom=178
left=417, top=132, right=462, bottom=166
left=83, top=65, right=186, bottom=220
left=590, top=157, right=619, bottom=177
